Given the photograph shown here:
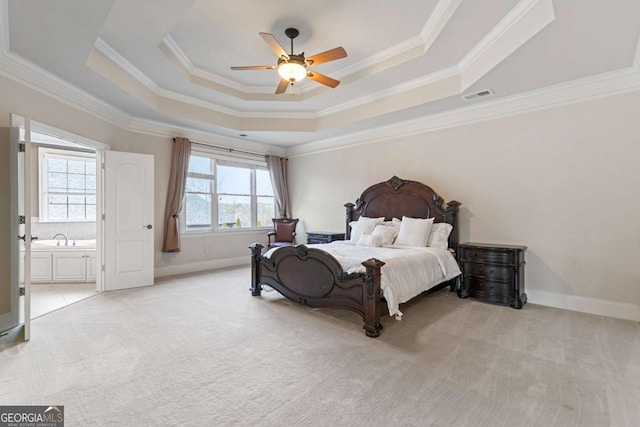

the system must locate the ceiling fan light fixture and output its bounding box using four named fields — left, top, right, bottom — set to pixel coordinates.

left=278, top=58, right=306, bottom=83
